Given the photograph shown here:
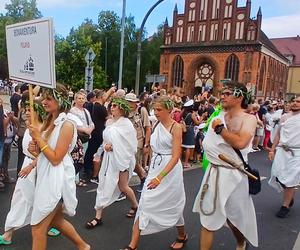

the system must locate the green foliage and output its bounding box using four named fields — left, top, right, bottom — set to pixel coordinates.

left=0, top=2, right=164, bottom=92
left=55, top=19, right=107, bottom=90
